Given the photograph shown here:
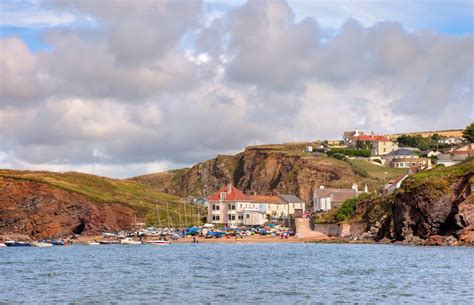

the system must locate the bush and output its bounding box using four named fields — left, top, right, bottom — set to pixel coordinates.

left=334, top=198, right=358, bottom=222
left=327, top=148, right=371, bottom=158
